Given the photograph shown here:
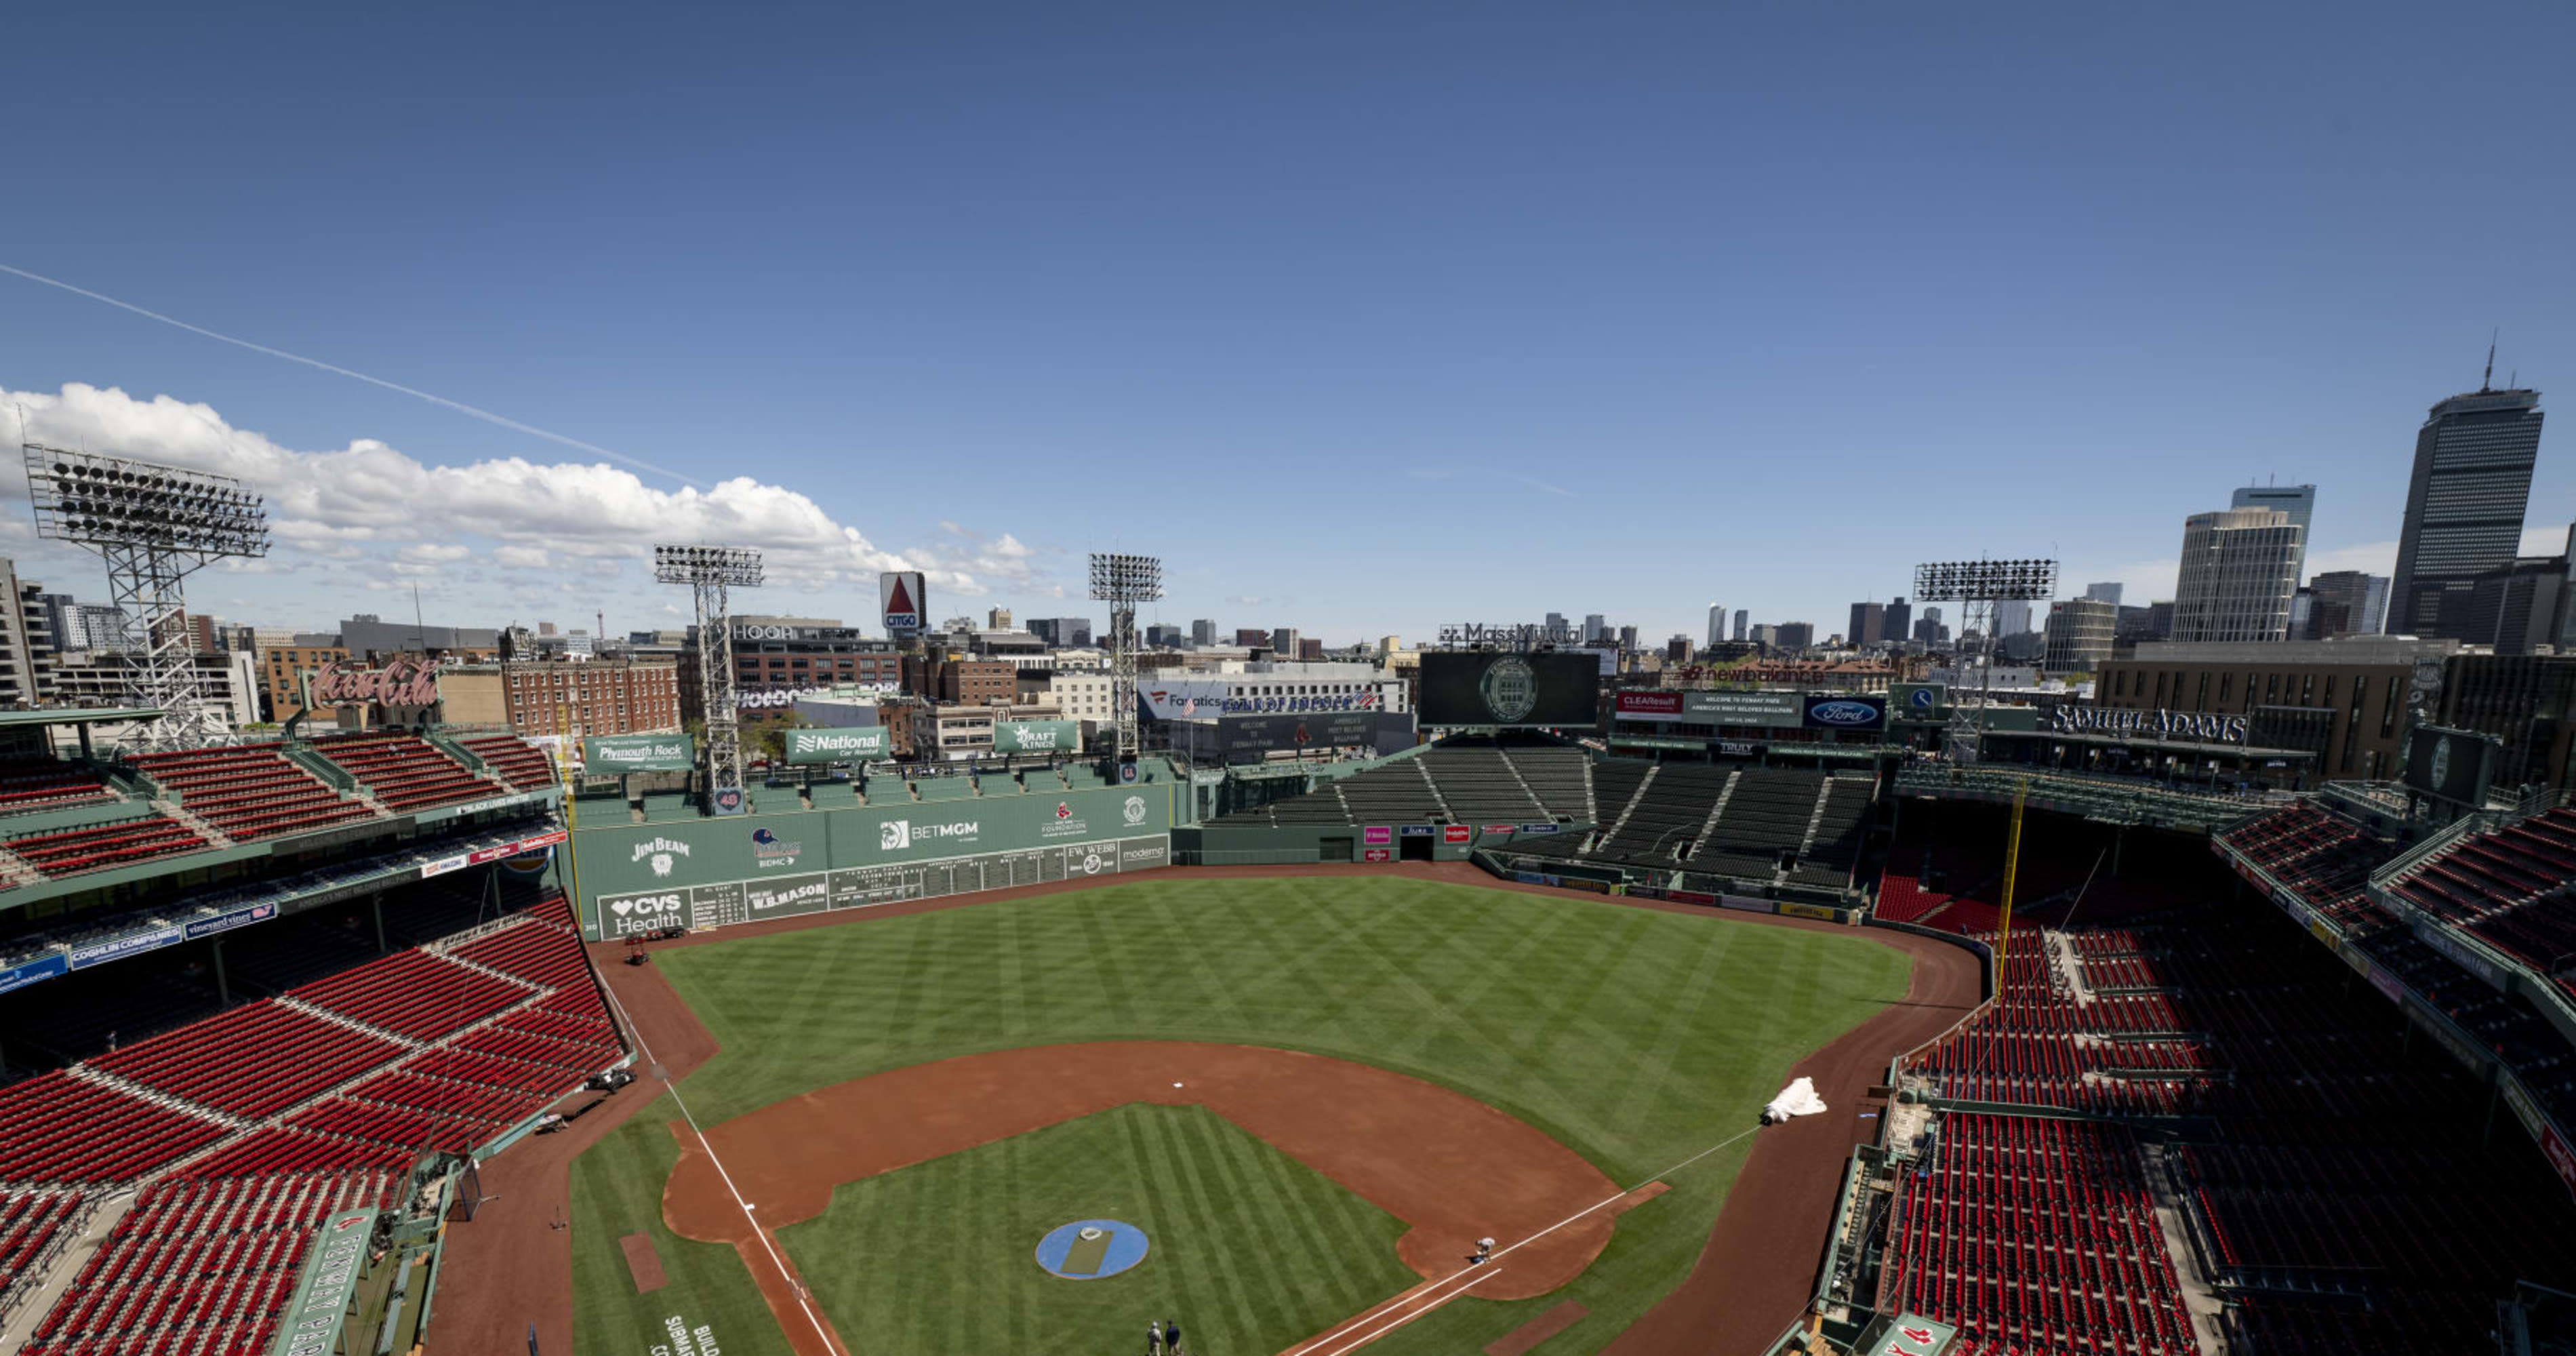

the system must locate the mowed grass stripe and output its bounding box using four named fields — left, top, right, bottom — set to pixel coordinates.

left=616, top=877, right=1914, bottom=1356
